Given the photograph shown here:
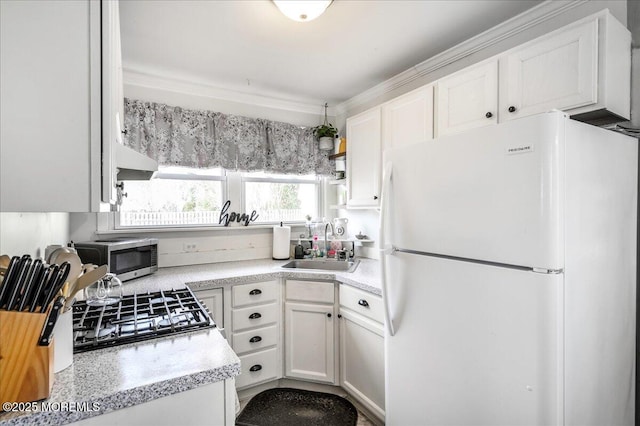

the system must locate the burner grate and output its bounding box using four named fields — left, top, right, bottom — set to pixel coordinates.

left=72, top=287, right=215, bottom=353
